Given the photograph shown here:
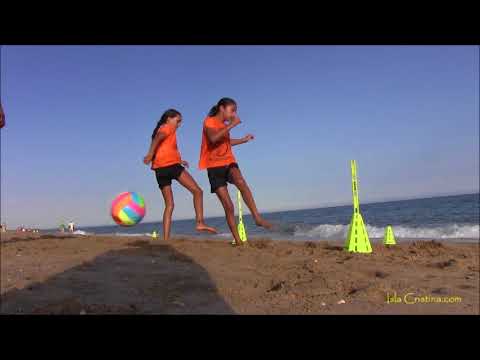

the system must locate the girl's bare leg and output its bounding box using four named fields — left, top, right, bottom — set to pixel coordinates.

left=160, top=185, right=174, bottom=241
left=176, top=170, right=217, bottom=233
left=229, top=167, right=272, bottom=229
